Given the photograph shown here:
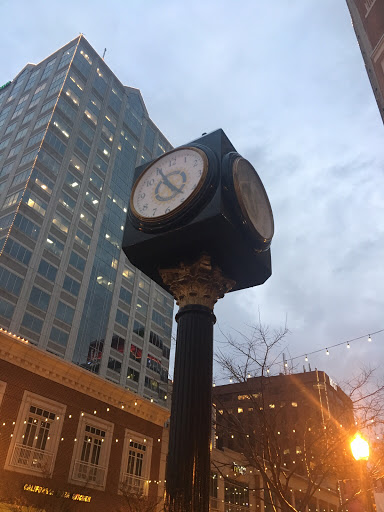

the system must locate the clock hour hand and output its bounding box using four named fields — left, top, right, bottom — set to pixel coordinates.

left=157, top=168, right=184, bottom=195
